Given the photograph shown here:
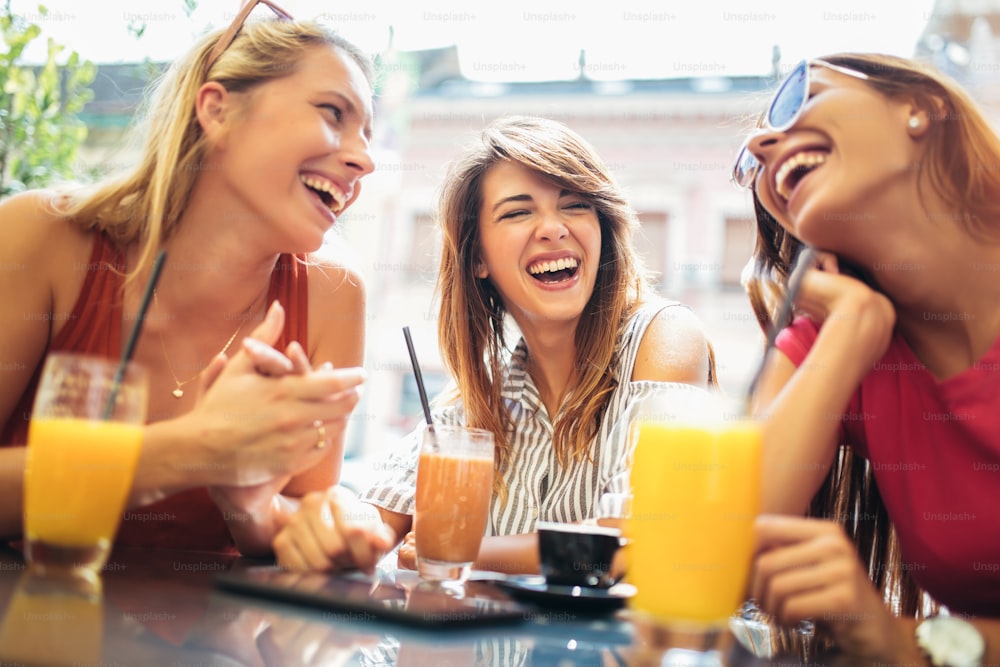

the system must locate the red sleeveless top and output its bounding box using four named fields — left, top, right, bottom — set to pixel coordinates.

left=3, top=234, right=309, bottom=554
